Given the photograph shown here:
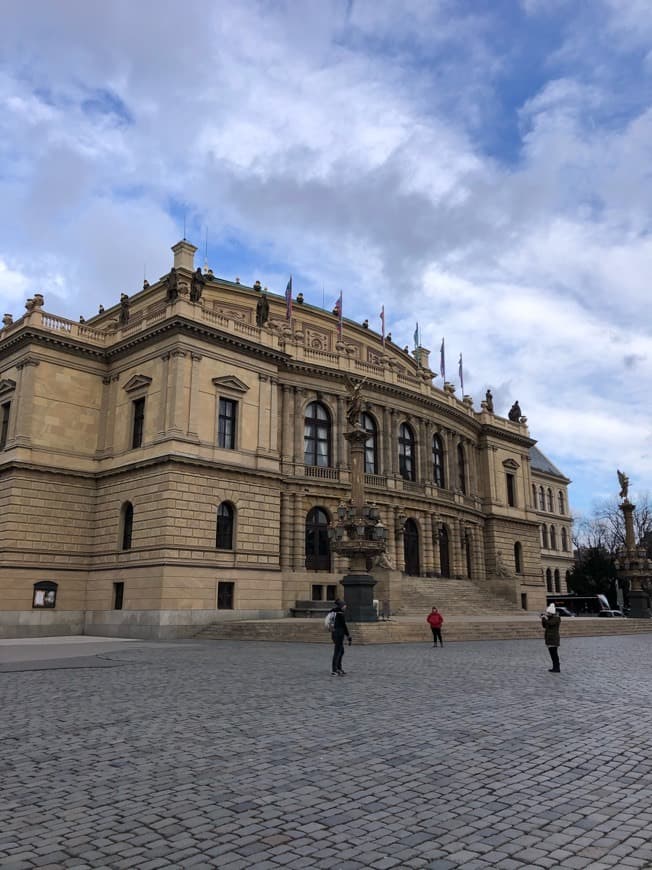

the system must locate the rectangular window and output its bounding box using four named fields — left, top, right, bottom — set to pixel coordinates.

left=218, top=398, right=237, bottom=449
left=132, top=397, right=145, bottom=449
left=326, top=585, right=337, bottom=601
left=217, top=581, right=235, bottom=610
left=311, top=584, right=323, bottom=601
left=113, top=582, right=124, bottom=610
left=0, top=401, right=10, bottom=449
left=506, top=473, right=516, bottom=507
